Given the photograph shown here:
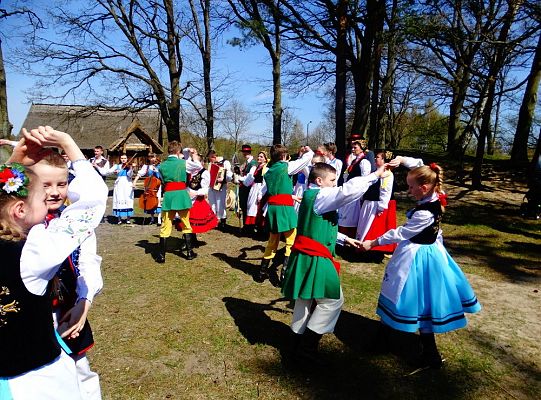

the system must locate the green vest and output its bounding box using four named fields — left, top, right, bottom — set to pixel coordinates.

left=159, top=156, right=192, bottom=211
left=281, top=188, right=341, bottom=300
left=264, top=161, right=297, bottom=233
